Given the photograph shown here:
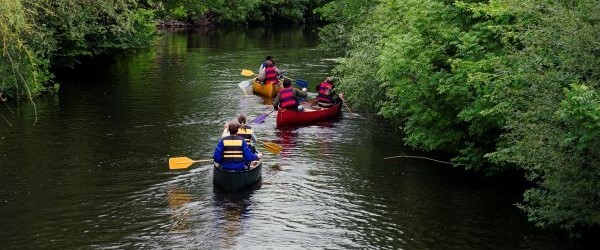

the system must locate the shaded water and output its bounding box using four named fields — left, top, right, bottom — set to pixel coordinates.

left=0, top=27, right=581, bottom=249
